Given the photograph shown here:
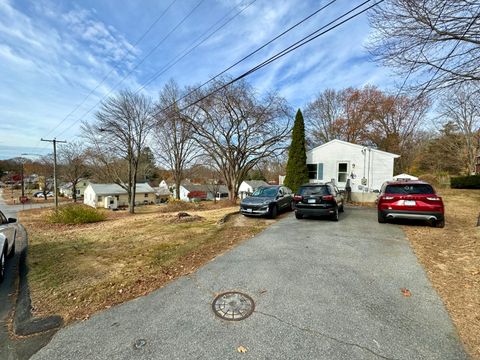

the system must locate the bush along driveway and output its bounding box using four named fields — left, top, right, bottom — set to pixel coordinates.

left=32, top=208, right=467, bottom=360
